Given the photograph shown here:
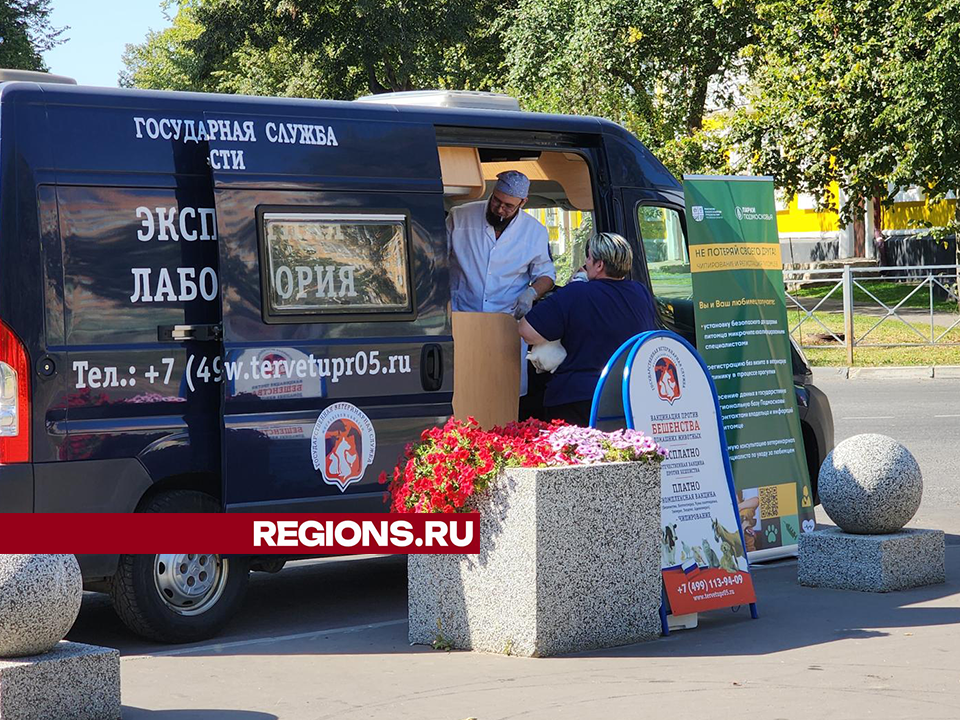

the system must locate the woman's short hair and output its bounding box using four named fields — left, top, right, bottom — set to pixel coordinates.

left=586, top=232, right=633, bottom=279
